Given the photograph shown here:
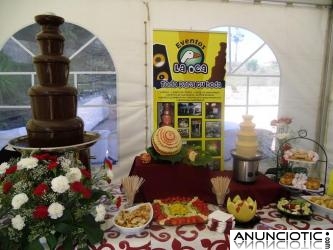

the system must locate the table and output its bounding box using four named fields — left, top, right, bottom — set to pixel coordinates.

left=91, top=185, right=333, bottom=250
left=129, top=156, right=289, bottom=208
